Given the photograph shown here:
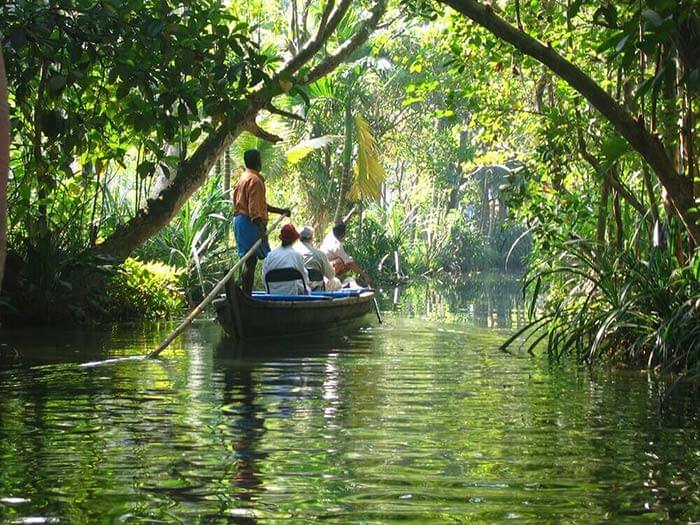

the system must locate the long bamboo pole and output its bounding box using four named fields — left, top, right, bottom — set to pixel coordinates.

left=148, top=213, right=288, bottom=358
